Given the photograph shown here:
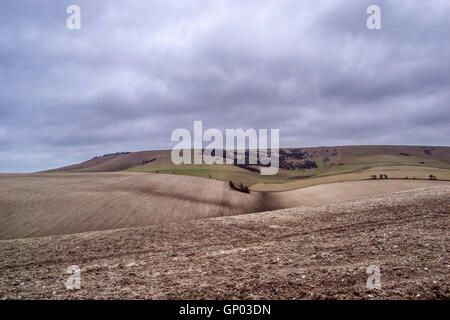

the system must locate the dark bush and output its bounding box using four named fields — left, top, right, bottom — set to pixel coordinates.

left=229, top=181, right=250, bottom=193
